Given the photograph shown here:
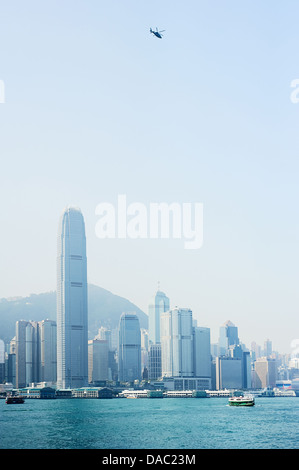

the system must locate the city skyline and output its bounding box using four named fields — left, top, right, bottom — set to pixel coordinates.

left=1, top=1, right=299, bottom=356
left=0, top=204, right=294, bottom=356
